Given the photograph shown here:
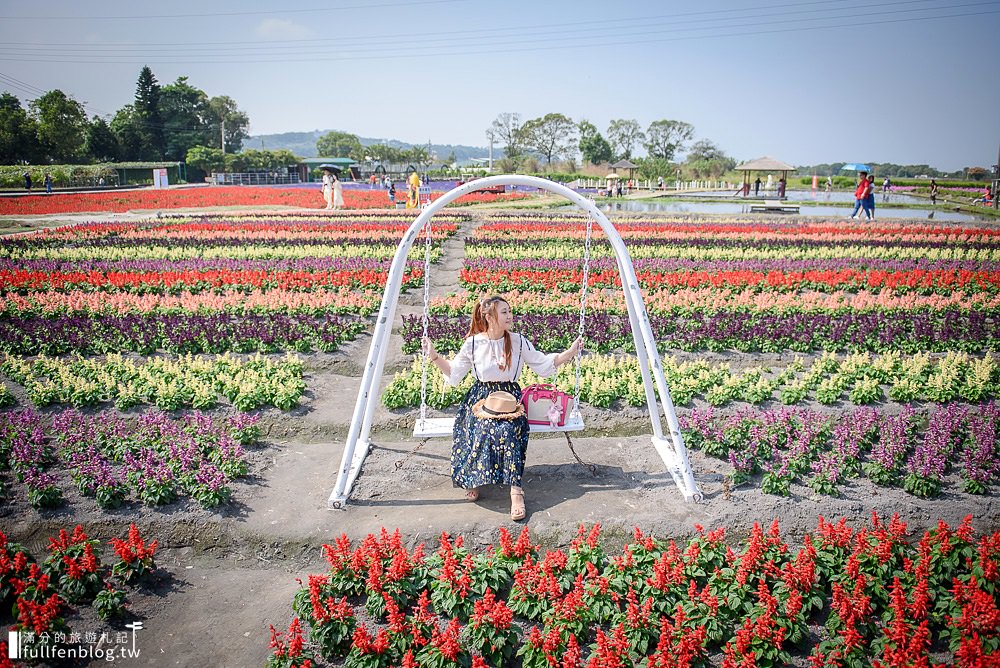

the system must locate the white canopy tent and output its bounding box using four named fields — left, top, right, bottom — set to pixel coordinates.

left=328, top=175, right=702, bottom=508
